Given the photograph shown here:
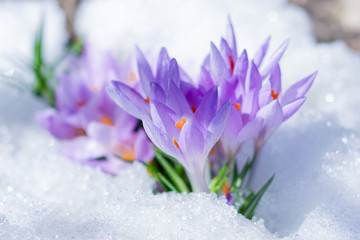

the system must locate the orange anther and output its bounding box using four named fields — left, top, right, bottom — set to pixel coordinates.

left=173, top=137, right=179, bottom=149
left=271, top=89, right=279, bottom=100
left=175, top=118, right=187, bottom=130
left=210, top=147, right=215, bottom=156
left=144, top=97, right=150, bottom=104
left=100, top=116, right=115, bottom=126
left=222, top=182, right=231, bottom=198
left=121, top=151, right=135, bottom=162
left=191, top=105, right=196, bottom=114
left=234, top=103, right=241, bottom=111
